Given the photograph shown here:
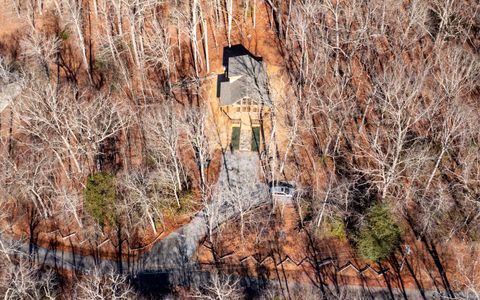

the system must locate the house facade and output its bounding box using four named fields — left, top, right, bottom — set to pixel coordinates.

left=218, top=49, right=271, bottom=152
